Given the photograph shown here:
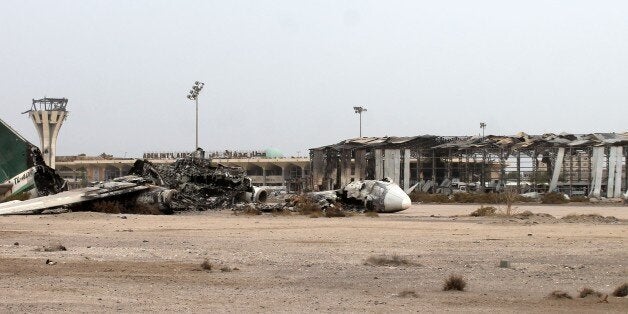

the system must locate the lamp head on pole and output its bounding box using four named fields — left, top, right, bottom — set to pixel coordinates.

left=187, top=81, right=205, bottom=100
left=353, top=106, right=367, bottom=114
